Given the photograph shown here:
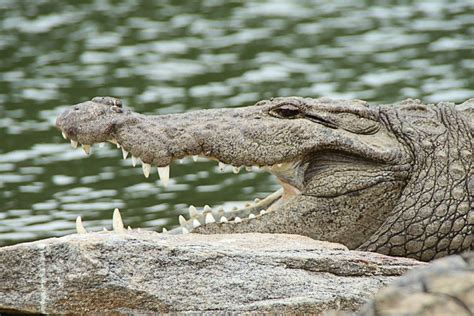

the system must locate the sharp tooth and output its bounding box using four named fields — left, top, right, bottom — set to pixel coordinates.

left=61, top=131, right=67, bottom=139
left=132, top=156, right=137, bottom=167
left=218, top=162, right=226, bottom=172
left=70, top=140, right=78, bottom=148
left=245, top=166, right=252, bottom=172
left=192, top=155, right=198, bottom=162
left=249, top=214, right=256, bottom=219
left=82, top=144, right=91, bottom=155
left=116, top=143, right=121, bottom=149
left=178, top=215, right=186, bottom=226
left=178, top=159, right=184, bottom=164
left=75, top=216, right=87, bottom=234
left=121, top=148, right=128, bottom=159
left=113, top=208, right=125, bottom=233
left=182, top=227, right=189, bottom=234
left=189, top=205, right=198, bottom=218
left=234, top=217, right=242, bottom=223
left=277, top=163, right=283, bottom=167
left=157, top=166, right=170, bottom=188
left=99, top=143, right=105, bottom=148
left=109, top=139, right=118, bottom=144
left=192, top=219, right=201, bottom=228
left=142, top=163, right=151, bottom=178
left=103, top=227, right=108, bottom=231
left=127, top=226, right=132, bottom=231
left=260, top=210, right=267, bottom=215
left=220, top=216, right=228, bottom=223
left=232, top=166, right=241, bottom=174
left=205, top=213, right=216, bottom=224
left=162, top=227, right=168, bottom=233
left=203, top=205, right=212, bottom=213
